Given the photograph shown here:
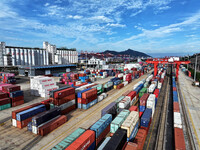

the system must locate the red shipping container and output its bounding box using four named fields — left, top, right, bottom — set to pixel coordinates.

left=173, top=102, right=180, bottom=112
left=16, top=117, right=32, bottom=129
left=153, top=89, right=159, bottom=98
left=79, top=73, right=86, bottom=77
left=117, top=83, right=124, bottom=89
left=141, top=118, right=152, bottom=133
left=41, top=99, right=51, bottom=110
left=54, top=88, right=75, bottom=99
left=140, top=93, right=149, bottom=106
left=139, top=112, right=143, bottom=118
left=61, top=104, right=76, bottom=115
left=65, top=130, right=95, bottom=150
left=0, top=98, right=10, bottom=106
left=11, top=96, right=24, bottom=103
left=96, top=124, right=110, bottom=146
left=125, top=142, right=138, bottom=150
left=2, top=85, right=21, bottom=93
left=82, top=89, right=97, bottom=99
left=127, top=91, right=137, bottom=100
left=129, top=106, right=138, bottom=112
left=53, top=94, right=75, bottom=106
left=12, top=103, right=41, bottom=119
left=173, top=87, right=177, bottom=91
left=12, top=100, right=24, bottom=107
left=78, top=95, right=97, bottom=104
left=174, top=128, right=186, bottom=150
left=133, top=129, right=147, bottom=150
left=39, top=115, right=67, bottom=136
left=0, top=91, right=8, bottom=99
